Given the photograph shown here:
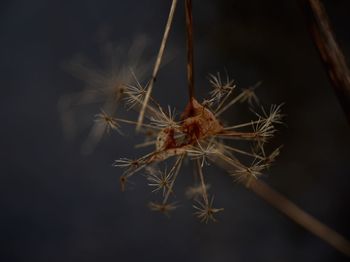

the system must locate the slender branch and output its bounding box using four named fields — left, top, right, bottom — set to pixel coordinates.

left=215, top=140, right=350, bottom=255
left=250, top=180, right=350, bottom=257
left=196, top=159, right=209, bottom=205
left=185, top=0, right=195, bottom=102
left=163, top=154, right=184, bottom=204
left=300, top=0, right=350, bottom=123
left=137, top=0, right=178, bottom=130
